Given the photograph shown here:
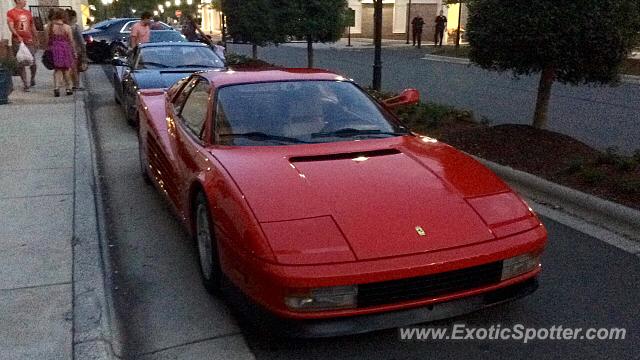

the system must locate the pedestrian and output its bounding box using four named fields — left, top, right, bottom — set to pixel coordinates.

left=150, top=15, right=164, bottom=30
left=130, top=11, right=152, bottom=49
left=181, top=14, right=206, bottom=43
left=45, top=8, right=76, bottom=97
left=411, top=15, right=425, bottom=48
left=434, top=10, right=447, bottom=47
left=65, top=9, right=86, bottom=91
left=6, top=0, right=39, bottom=92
